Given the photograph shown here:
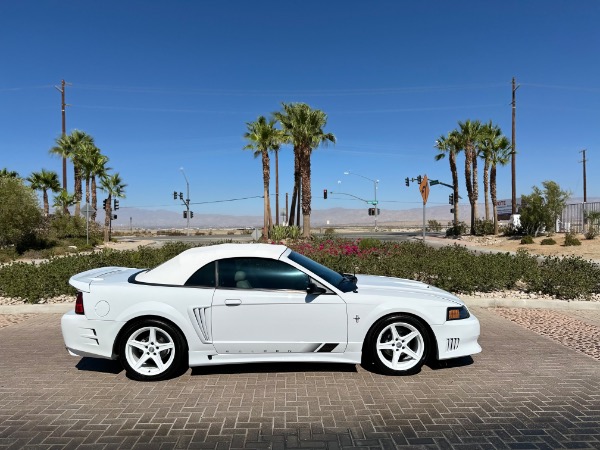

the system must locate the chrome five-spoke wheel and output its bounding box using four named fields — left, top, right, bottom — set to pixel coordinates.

left=366, top=315, right=429, bottom=375
left=119, top=319, right=186, bottom=381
